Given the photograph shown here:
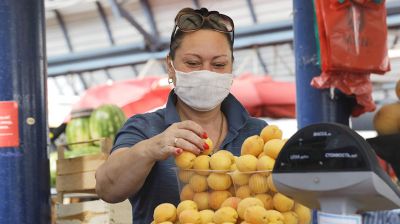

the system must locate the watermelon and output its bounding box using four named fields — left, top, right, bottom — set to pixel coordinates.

left=65, top=109, right=93, bottom=150
left=89, top=104, right=126, bottom=144
left=64, top=145, right=101, bottom=158
left=49, top=151, right=57, bottom=188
